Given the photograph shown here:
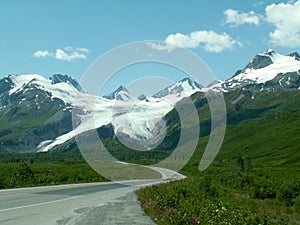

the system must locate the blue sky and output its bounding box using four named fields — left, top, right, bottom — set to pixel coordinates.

left=1, top=0, right=300, bottom=94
